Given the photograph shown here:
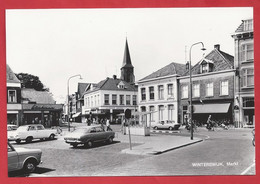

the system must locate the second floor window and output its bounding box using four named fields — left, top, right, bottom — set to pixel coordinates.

left=241, top=68, right=254, bottom=87
left=126, top=95, right=131, bottom=105
left=112, top=94, right=117, bottom=105
left=141, top=88, right=146, bottom=101
left=168, top=84, right=173, bottom=97
left=206, top=82, right=214, bottom=96
left=220, top=80, right=229, bottom=96
left=149, top=87, right=154, bottom=100
left=104, top=94, right=109, bottom=105
left=193, top=84, right=200, bottom=97
left=158, top=85, right=164, bottom=100
left=132, top=95, right=137, bottom=105
left=120, top=95, right=124, bottom=105
left=241, top=44, right=254, bottom=62
left=182, top=85, right=188, bottom=99
left=8, top=90, right=17, bottom=103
